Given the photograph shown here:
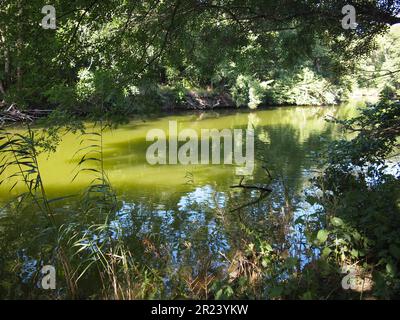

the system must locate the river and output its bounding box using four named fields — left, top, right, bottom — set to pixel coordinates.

left=0, top=103, right=360, bottom=298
